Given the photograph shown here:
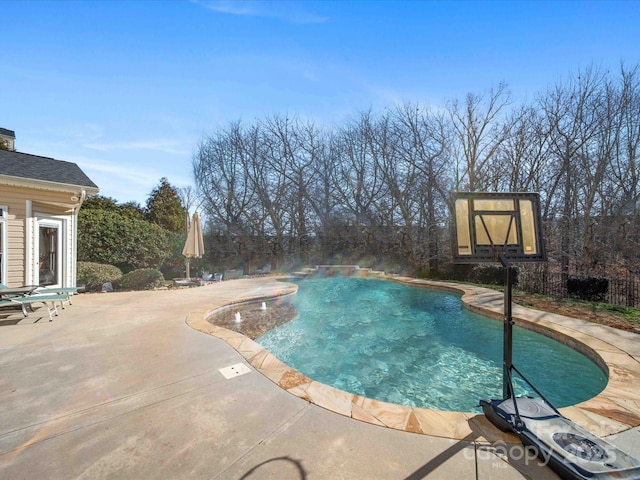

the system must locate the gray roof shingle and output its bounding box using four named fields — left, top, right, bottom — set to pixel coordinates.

left=0, top=149, right=99, bottom=190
